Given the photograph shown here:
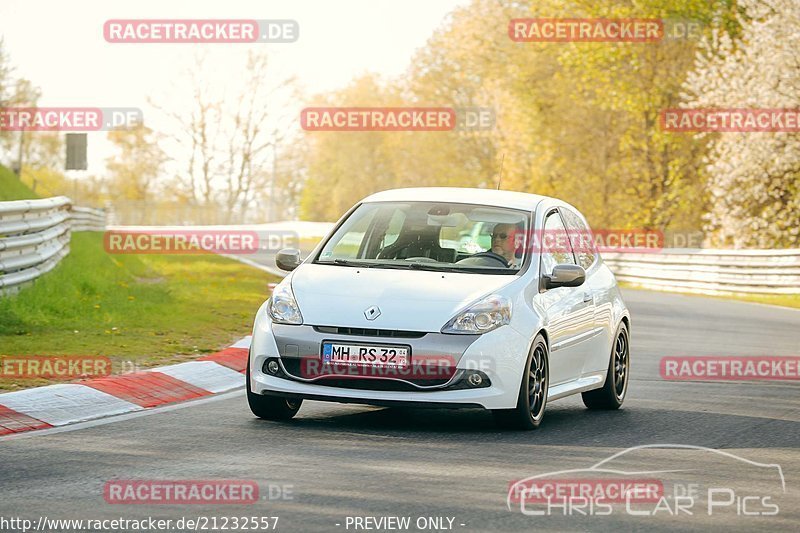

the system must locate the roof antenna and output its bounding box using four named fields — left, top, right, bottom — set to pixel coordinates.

left=496, top=153, right=505, bottom=190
